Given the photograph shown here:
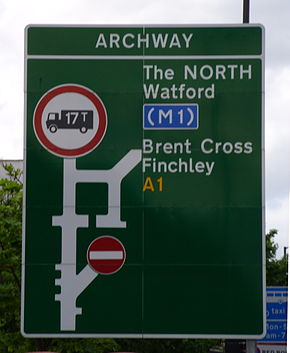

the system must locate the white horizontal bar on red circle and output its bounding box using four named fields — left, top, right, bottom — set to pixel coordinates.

left=89, top=251, right=123, bottom=260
